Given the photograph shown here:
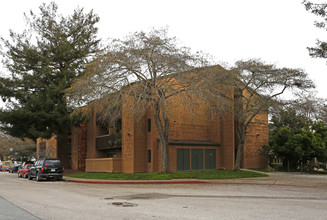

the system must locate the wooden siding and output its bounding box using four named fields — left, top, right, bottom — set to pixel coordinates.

left=85, top=158, right=122, bottom=173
